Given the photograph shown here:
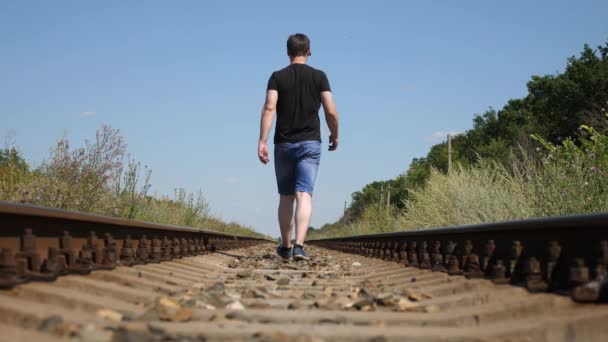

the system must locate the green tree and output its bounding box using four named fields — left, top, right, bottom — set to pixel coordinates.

left=527, top=43, right=608, bottom=142
left=0, top=148, right=30, bottom=199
